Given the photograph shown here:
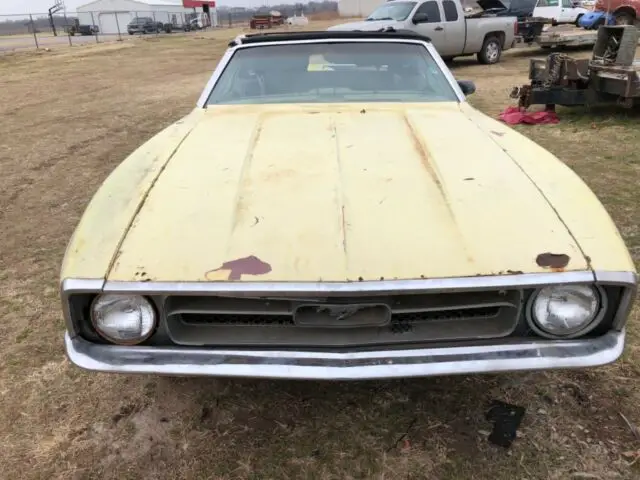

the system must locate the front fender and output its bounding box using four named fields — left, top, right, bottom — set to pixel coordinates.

left=60, top=109, right=204, bottom=283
